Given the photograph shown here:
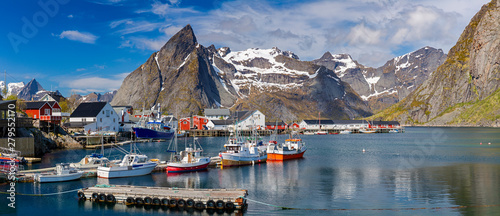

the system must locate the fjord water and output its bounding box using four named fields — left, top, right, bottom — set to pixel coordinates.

left=2, top=127, right=500, bottom=215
